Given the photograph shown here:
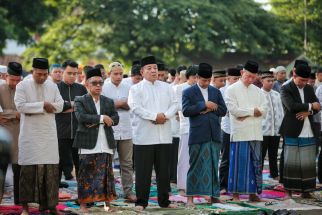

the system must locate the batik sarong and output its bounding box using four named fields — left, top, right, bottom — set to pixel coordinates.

left=78, top=153, right=117, bottom=203
left=283, top=137, right=316, bottom=192
left=228, top=141, right=262, bottom=194
left=186, top=141, right=221, bottom=197
left=19, top=164, right=59, bottom=211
